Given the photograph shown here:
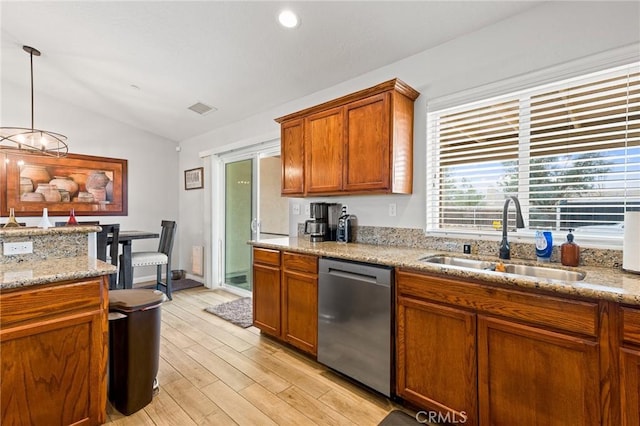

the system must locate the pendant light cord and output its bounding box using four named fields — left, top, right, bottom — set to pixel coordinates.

left=29, top=48, right=34, bottom=131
